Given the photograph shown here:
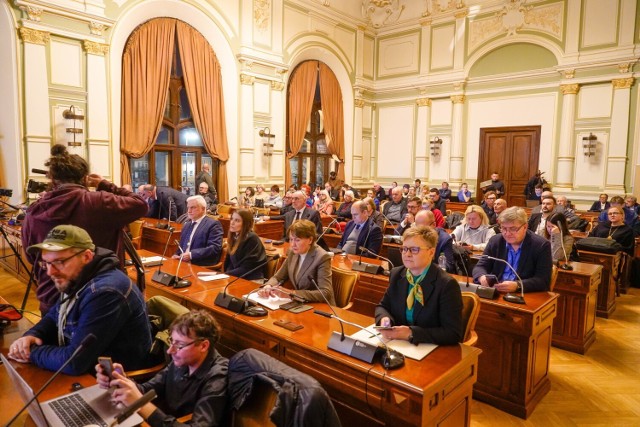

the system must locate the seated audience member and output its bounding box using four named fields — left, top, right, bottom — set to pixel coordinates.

left=481, top=191, right=497, bottom=224
left=313, top=189, right=335, bottom=215
left=528, top=196, right=556, bottom=236
left=363, top=197, right=384, bottom=229
left=143, top=184, right=189, bottom=221
left=407, top=186, right=417, bottom=199
left=414, top=210, right=455, bottom=272
left=198, top=182, right=217, bottom=213
left=241, top=186, right=255, bottom=207
left=624, top=195, right=640, bottom=227
left=473, top=207, right=552, bottom=293
left=337, top=201, right=383, bottom=256
left=301, top=184, right=314, bottom=207
left=439, top=182, right=452, bottom=201
left=261, top=220, right=335, bottom=304
left=387, top=181, right=398, bottom=199
left=373, top=182, right=386, bottom=202
left=457, top=183, right=472, bottom=202
left=413, top=178, right=422, bottom=196
left=543, top=212, right=574, bottom=263
left=596, top=196, right=635, bottom=225
left=173, top=196, right=223, bottom=266
left=451, top=205, right=495, bottom=251
left=401, top=183, right=411, bottom=198
left=531, top=190, right=560, bottom=215
left=224, top=210, right=268, bottom=280
left=524, top=171, right=546, bottom=200
left=421, top=198, right=445, bottom=228
left=324, top=182, right=339, bottom=201
left=429, top=188, right=447, bottom=214
left=264, top=191, right=323, bottom=240
left=490, top=198, right=508, bottom=233
left=590, top=206, right=635, bottom=255
left=375, top=226, right=463, bottom=345
left=195, top=163, right=218, bottom=201
left=335, top=190, right=355, bottom=220
left=555, top=196, right=581, bottom=227
left=383, top=187, right=408, bottom=224
left=527, top=184, right=543, bottom=202
left=264, top=185, right=283, bottom=208
left=340, top=183, right=360, bottom=200
left=589, top=193, right=610, bottom=212
left=97, top=310, right=228, bottom=427
left=395, top=197, right=422, bottom=235
left=253, top=184, right=268, bottom=204
left=9, top=225, right=151, bottom=374
left=366, top=189, right=380, bottom=210
left=279, top=191, right=295, bottom=215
